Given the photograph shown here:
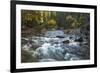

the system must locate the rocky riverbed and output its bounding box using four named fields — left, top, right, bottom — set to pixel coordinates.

left=21, top=30, right=90, bottom=63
